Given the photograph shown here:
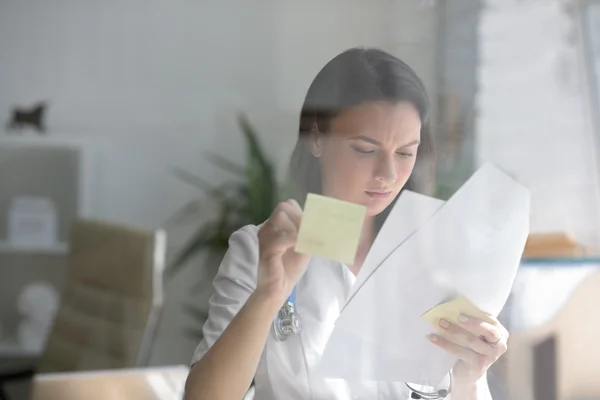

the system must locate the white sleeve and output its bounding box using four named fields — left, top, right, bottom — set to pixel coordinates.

left=190, top=224, right=260, bottom=366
